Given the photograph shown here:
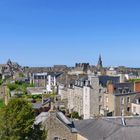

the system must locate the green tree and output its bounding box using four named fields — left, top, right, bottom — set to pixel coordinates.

left=71, top=111, right=80, bottom=119
left=0, top=98, right=46, bottom=140
left=7, top=83, right=18, bottom=91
